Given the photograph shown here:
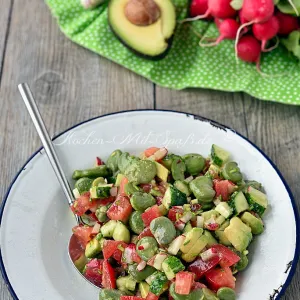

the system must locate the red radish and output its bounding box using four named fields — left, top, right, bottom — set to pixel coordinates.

left=200, top=18, right=239, bottom=47
left=252, top=16, right=279, bottom=51
left=235, top=0, right=274, bottom=59
left=239, top=8, right=249, bottom=35
left=183, top=0, right=236, bottom=22
left=237, top=35, right=261, bottom=63
left=190, top=0, right=210, bottom=18
left=276, top=11, right=299, bottom=35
